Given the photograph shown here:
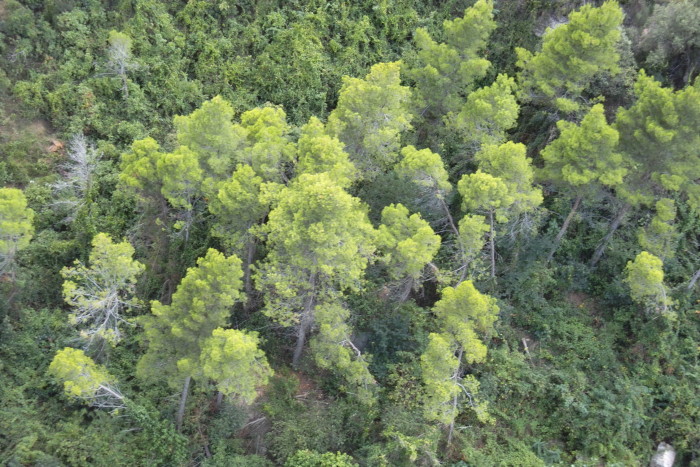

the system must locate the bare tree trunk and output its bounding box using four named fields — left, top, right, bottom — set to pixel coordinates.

left=438, top=197, right=460, bottom=239
left=439, top=197, right=472, bottom=282
left=590, top=203, right=631, bottom=267
left=489, top=210, right=496, bottom=278
left=119, top=62, right=129, bottom=99
left=243, top=238, right=256, bottom=311
left=546, top=195, right=583, bottom=263
left=398, top=277, right=414, bottom=303
left=215, top=391, right=224, bottom=411
left=292, top=312, right=312, bottom=368
left=6, top=267, right=19, bottom=318
left=176, top=376, right=191, bottom=432
left=688, top=268, right=700, bottom=290
left=446, top=347, right=464, bottom=447
left=292, top=275, right=317, bottom=368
